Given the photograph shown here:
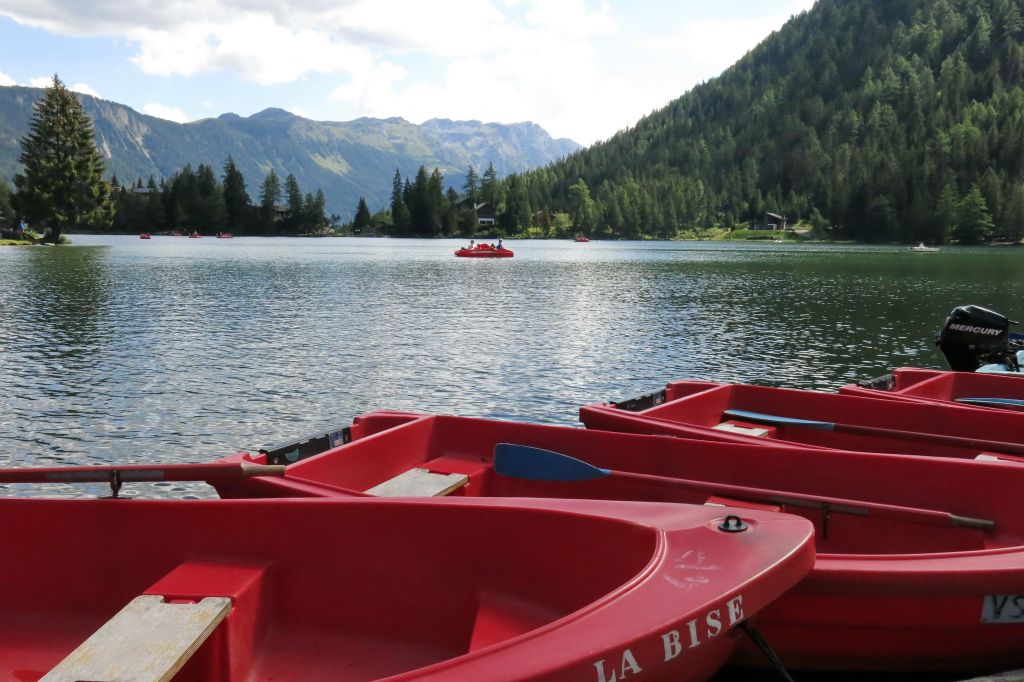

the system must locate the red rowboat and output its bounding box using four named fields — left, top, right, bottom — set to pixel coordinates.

left=214, top=413, right=1024, bottom=673
left=0, top=495, right=811, bottom=681
left=579, top=380, right=1024, bottom=463
left=455, top=245, right=513, bottom=258
left=139, top=233, right=151, bottom=239
left=842, top=368, right=1024, bottom=412
left=189, top=231, right=201, bottom=239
